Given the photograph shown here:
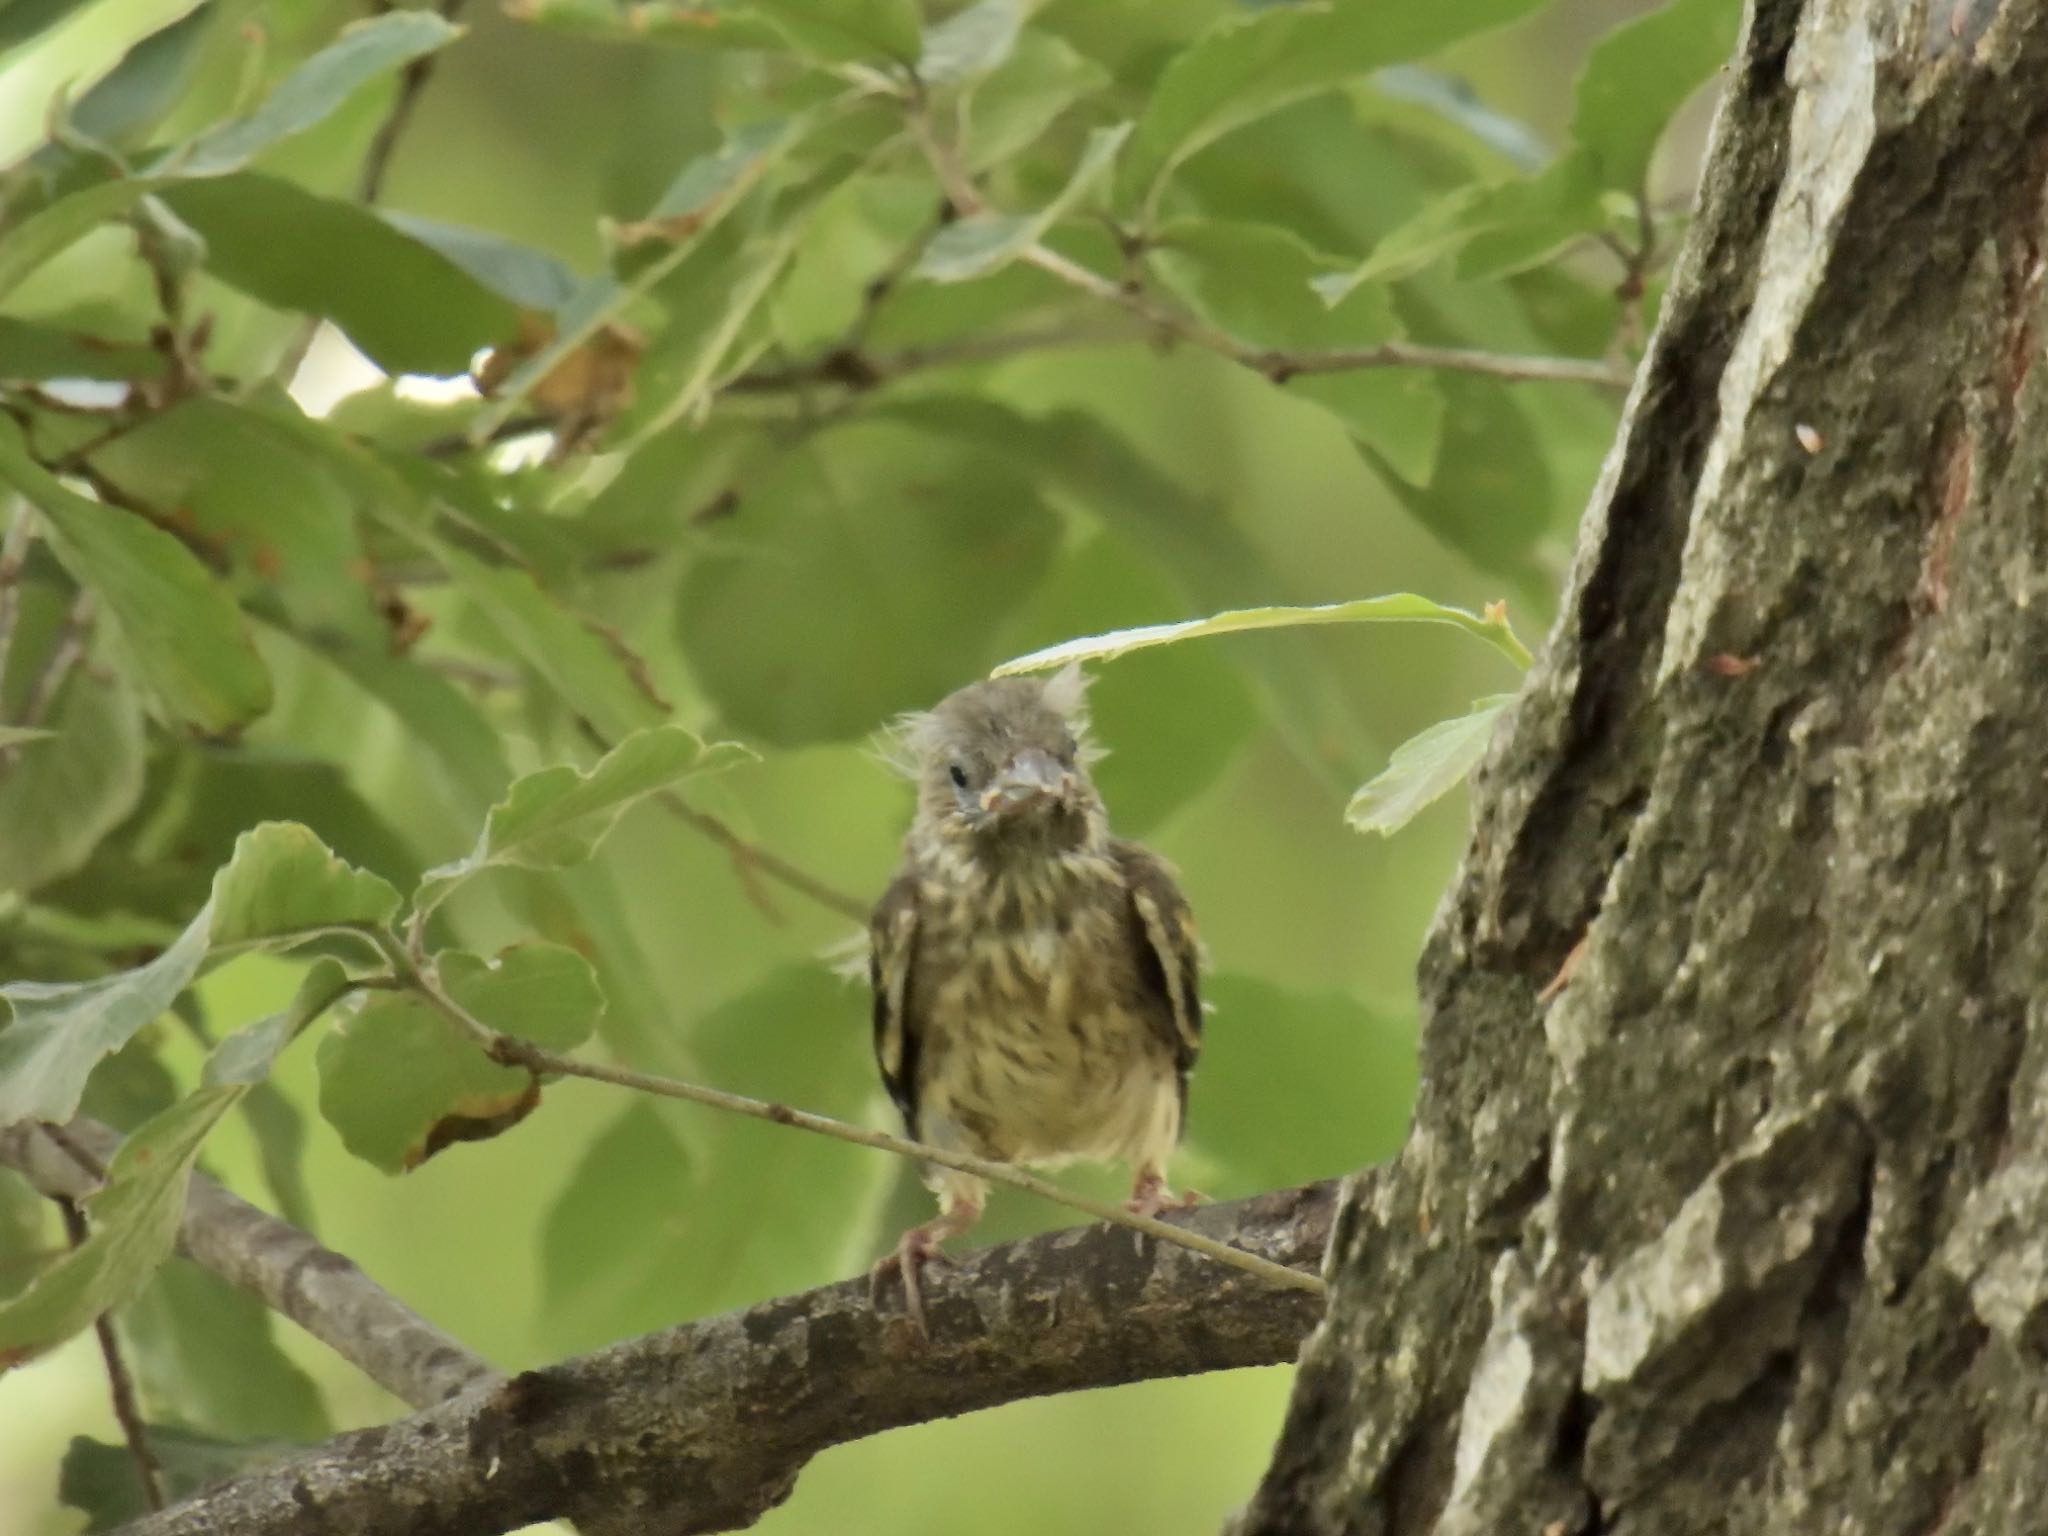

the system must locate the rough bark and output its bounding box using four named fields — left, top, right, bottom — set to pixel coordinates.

left=1239, top=3, right=2048, bottom=1533
left=111, top=1179, right=1336, bottom=1536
